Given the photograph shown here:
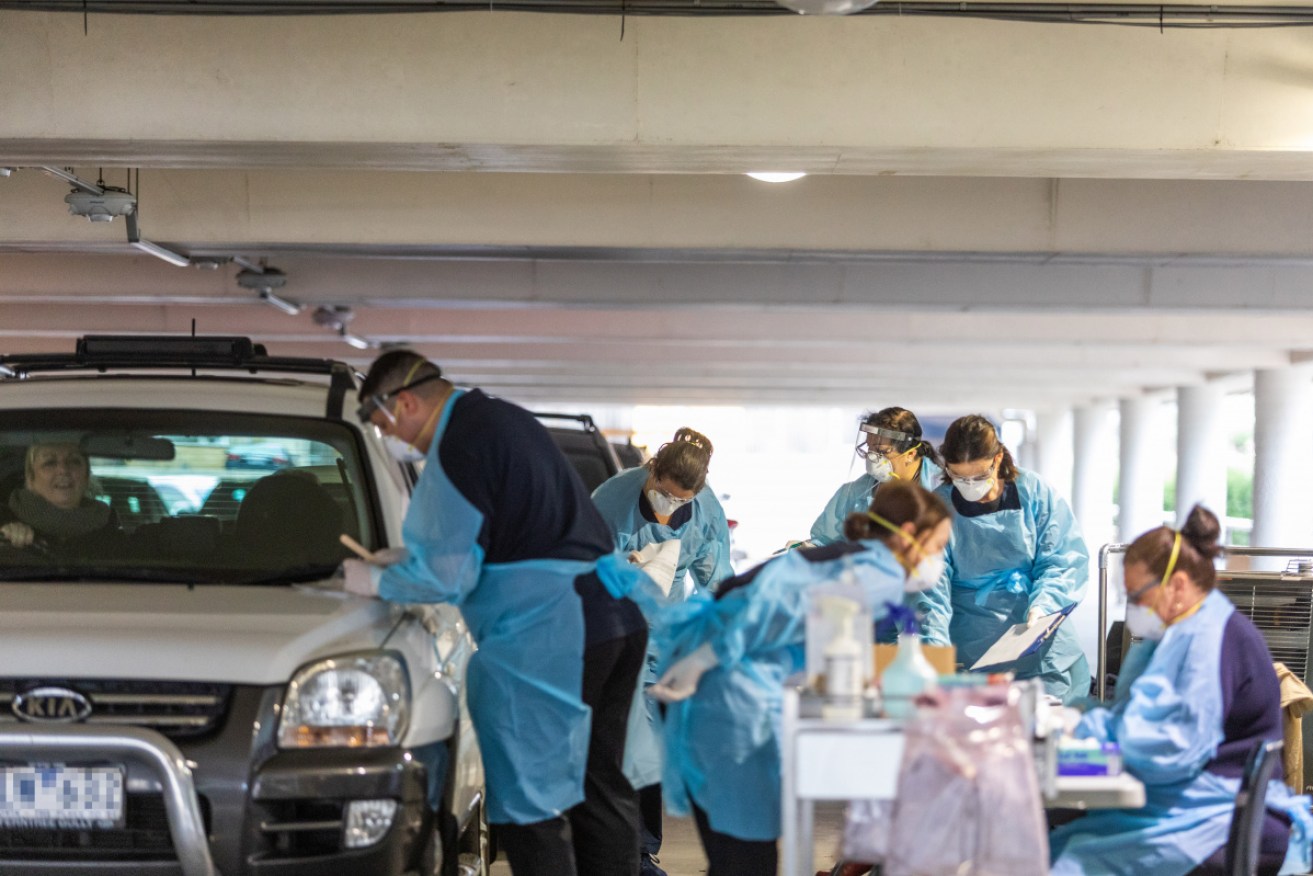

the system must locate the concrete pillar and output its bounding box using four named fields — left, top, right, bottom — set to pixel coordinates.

left=1175, top=383, right=1229, bottom=526
left=1035, top=407, right=1074, bottom=503
left=1073, top=404, right=1118, bottom=552
left=1119, top=397, right=1167, bottom=542
left=1252, top=366, right=1313, bottom=548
